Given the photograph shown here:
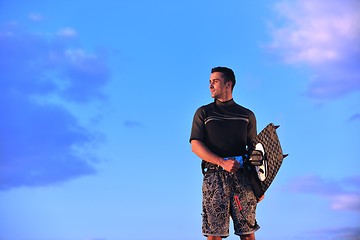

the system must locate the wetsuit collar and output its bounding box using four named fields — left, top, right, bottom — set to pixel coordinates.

left=215, top=98, right=235, bottom=106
